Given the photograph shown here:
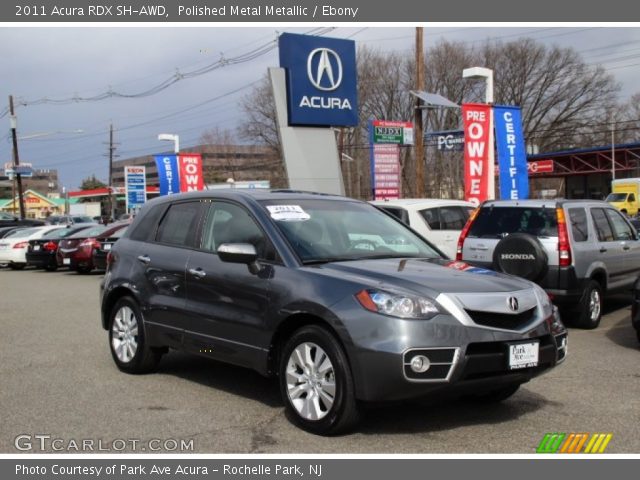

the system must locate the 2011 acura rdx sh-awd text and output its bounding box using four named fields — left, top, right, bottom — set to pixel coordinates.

left=100, top=190, right=567, bottom=435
